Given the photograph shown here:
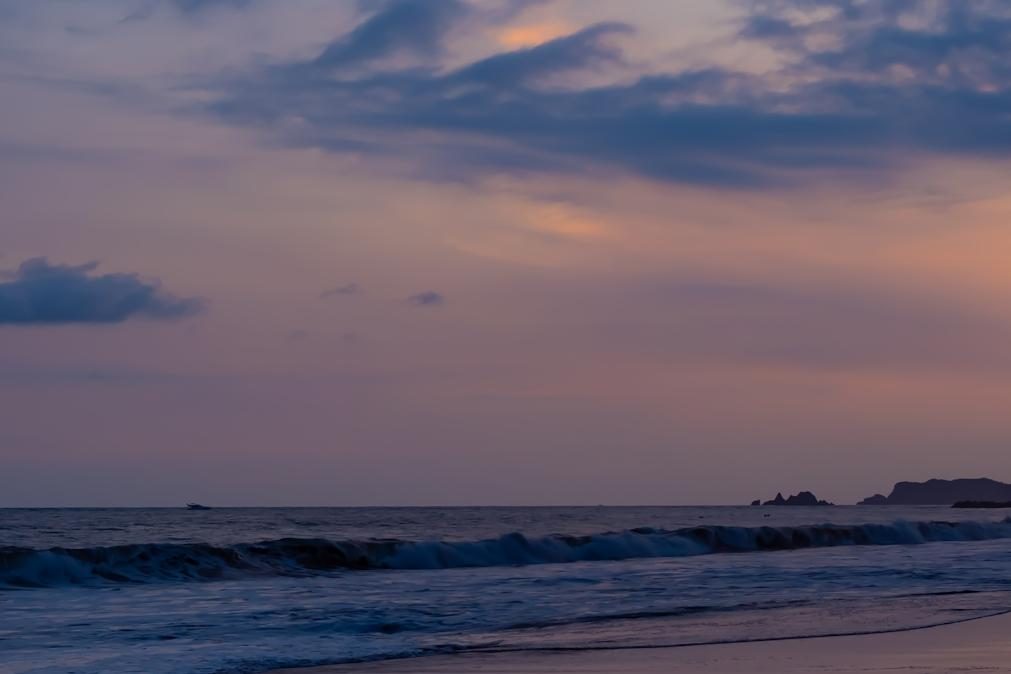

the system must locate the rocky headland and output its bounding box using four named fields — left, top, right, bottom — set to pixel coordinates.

left=858, top=478, right=1011, bottom=506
